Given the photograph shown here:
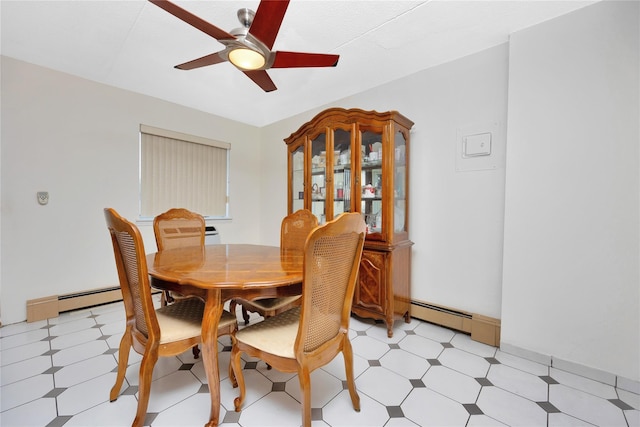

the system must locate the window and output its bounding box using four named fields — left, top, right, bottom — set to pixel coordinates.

left=139, top=125, right=230, bottom=219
